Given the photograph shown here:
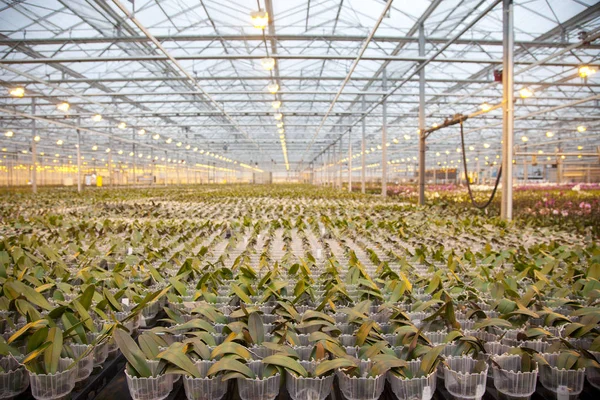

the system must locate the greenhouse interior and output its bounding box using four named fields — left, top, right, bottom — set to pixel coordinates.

left=1, top=1, right=600, bottom=400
